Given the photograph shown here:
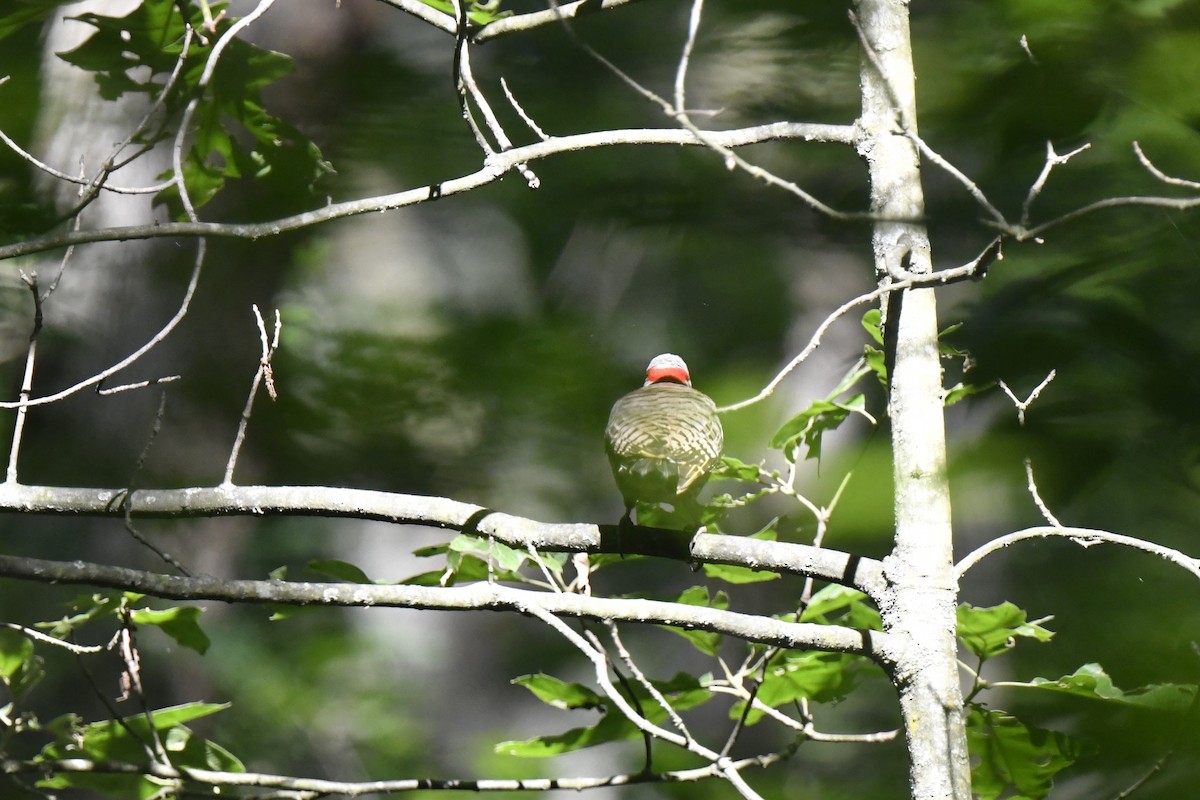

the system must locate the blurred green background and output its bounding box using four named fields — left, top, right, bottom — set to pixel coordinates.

left=1, top=1, right=1198, bottom=798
